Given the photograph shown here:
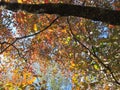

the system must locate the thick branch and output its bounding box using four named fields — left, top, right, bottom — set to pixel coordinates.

left=0, top=1, right=120, bottom=25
